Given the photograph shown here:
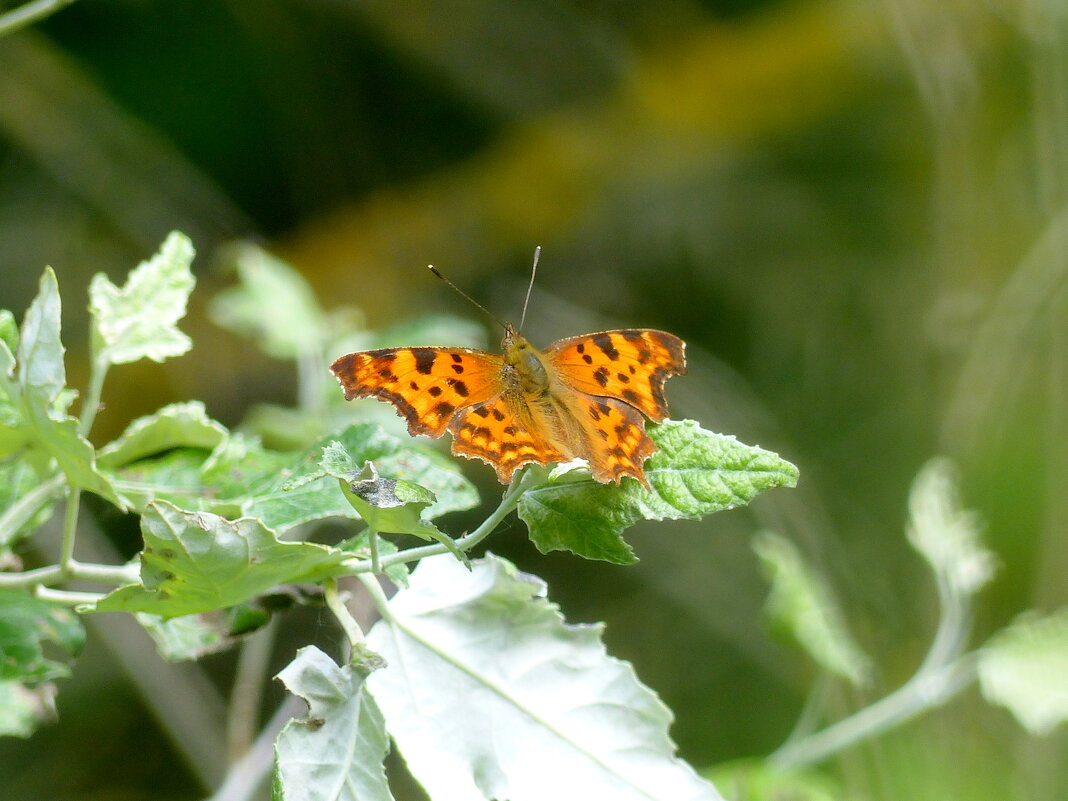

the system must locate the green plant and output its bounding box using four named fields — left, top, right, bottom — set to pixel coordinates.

left=0, top=233, right=798, bottom=800
left=6, top=233, right=1062, bottom=801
